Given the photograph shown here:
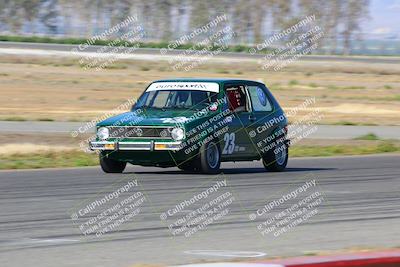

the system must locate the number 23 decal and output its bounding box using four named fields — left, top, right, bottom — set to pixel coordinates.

left=222, top=133, right=235, bottom=154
